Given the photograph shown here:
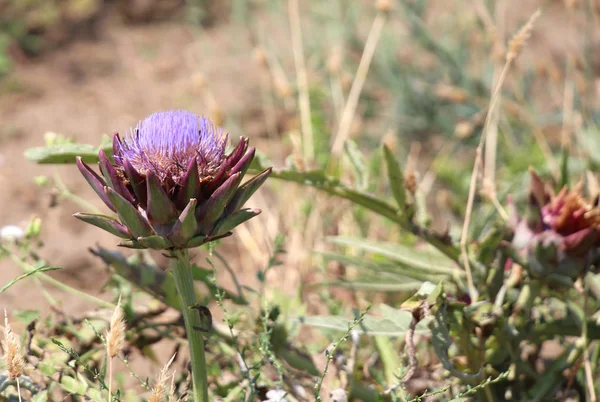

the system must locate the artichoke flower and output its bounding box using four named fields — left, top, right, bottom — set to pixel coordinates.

left=512, top=170, right=600, bottom=282
left=75, top=110, right=271, bottom=250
